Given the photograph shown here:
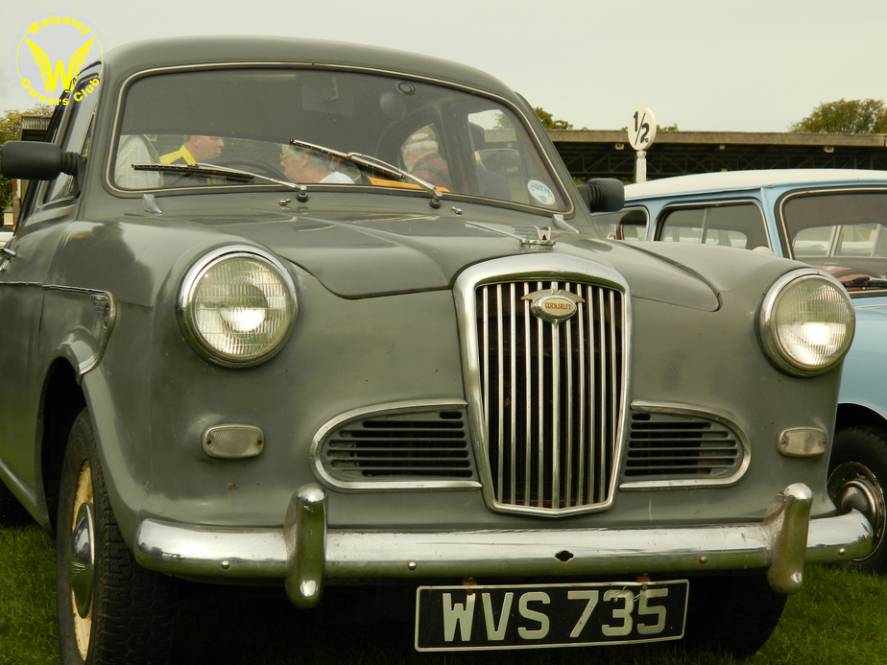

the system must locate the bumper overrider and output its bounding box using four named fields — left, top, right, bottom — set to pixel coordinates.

left=134, top=482, right=873, bottom=608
